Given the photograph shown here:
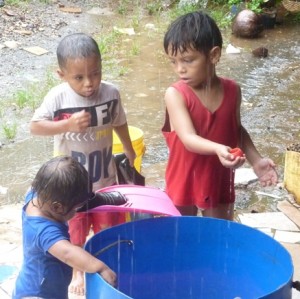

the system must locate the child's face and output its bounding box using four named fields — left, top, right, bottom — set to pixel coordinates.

left=58, top=55, right=102, bottom=98
left=167, top=47, right=216, bottom=89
